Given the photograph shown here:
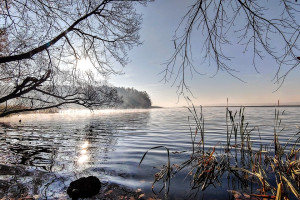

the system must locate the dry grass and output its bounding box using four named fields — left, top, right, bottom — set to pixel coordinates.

left=140, top=103, right=300, bottom=199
